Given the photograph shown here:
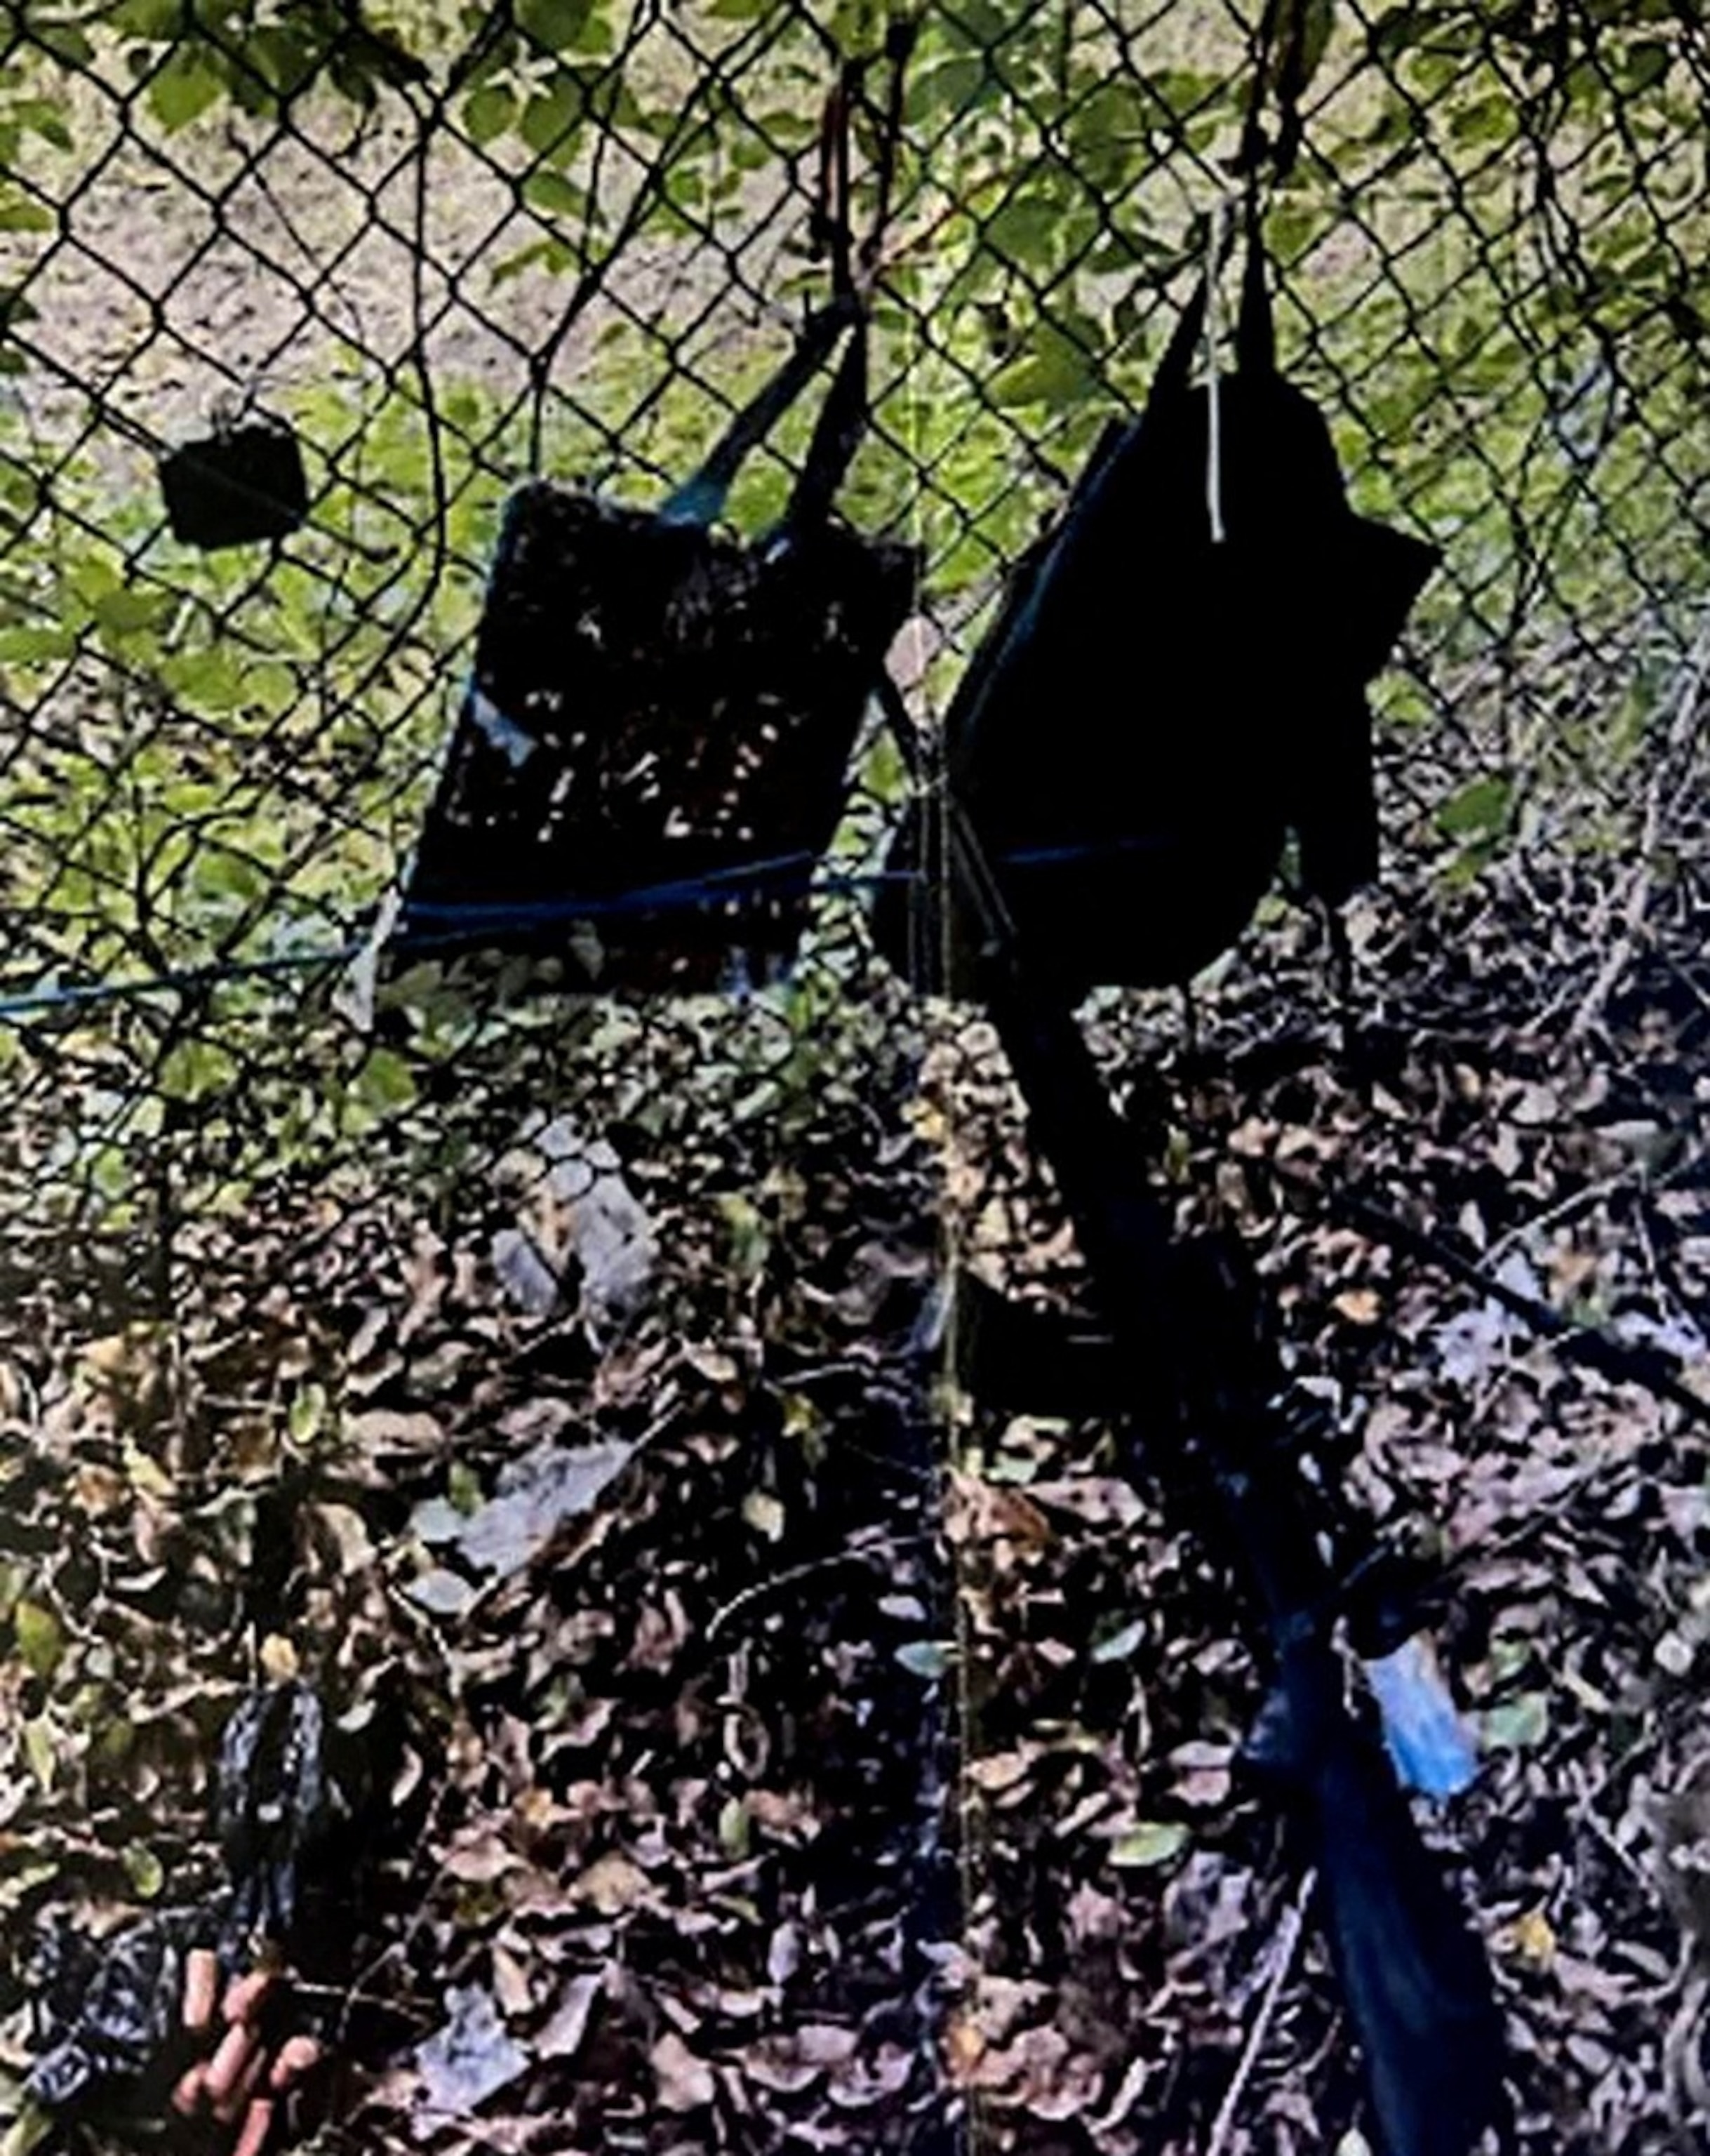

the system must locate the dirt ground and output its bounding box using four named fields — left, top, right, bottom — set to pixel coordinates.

left=5, top=9, right=1710, bottom=2156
